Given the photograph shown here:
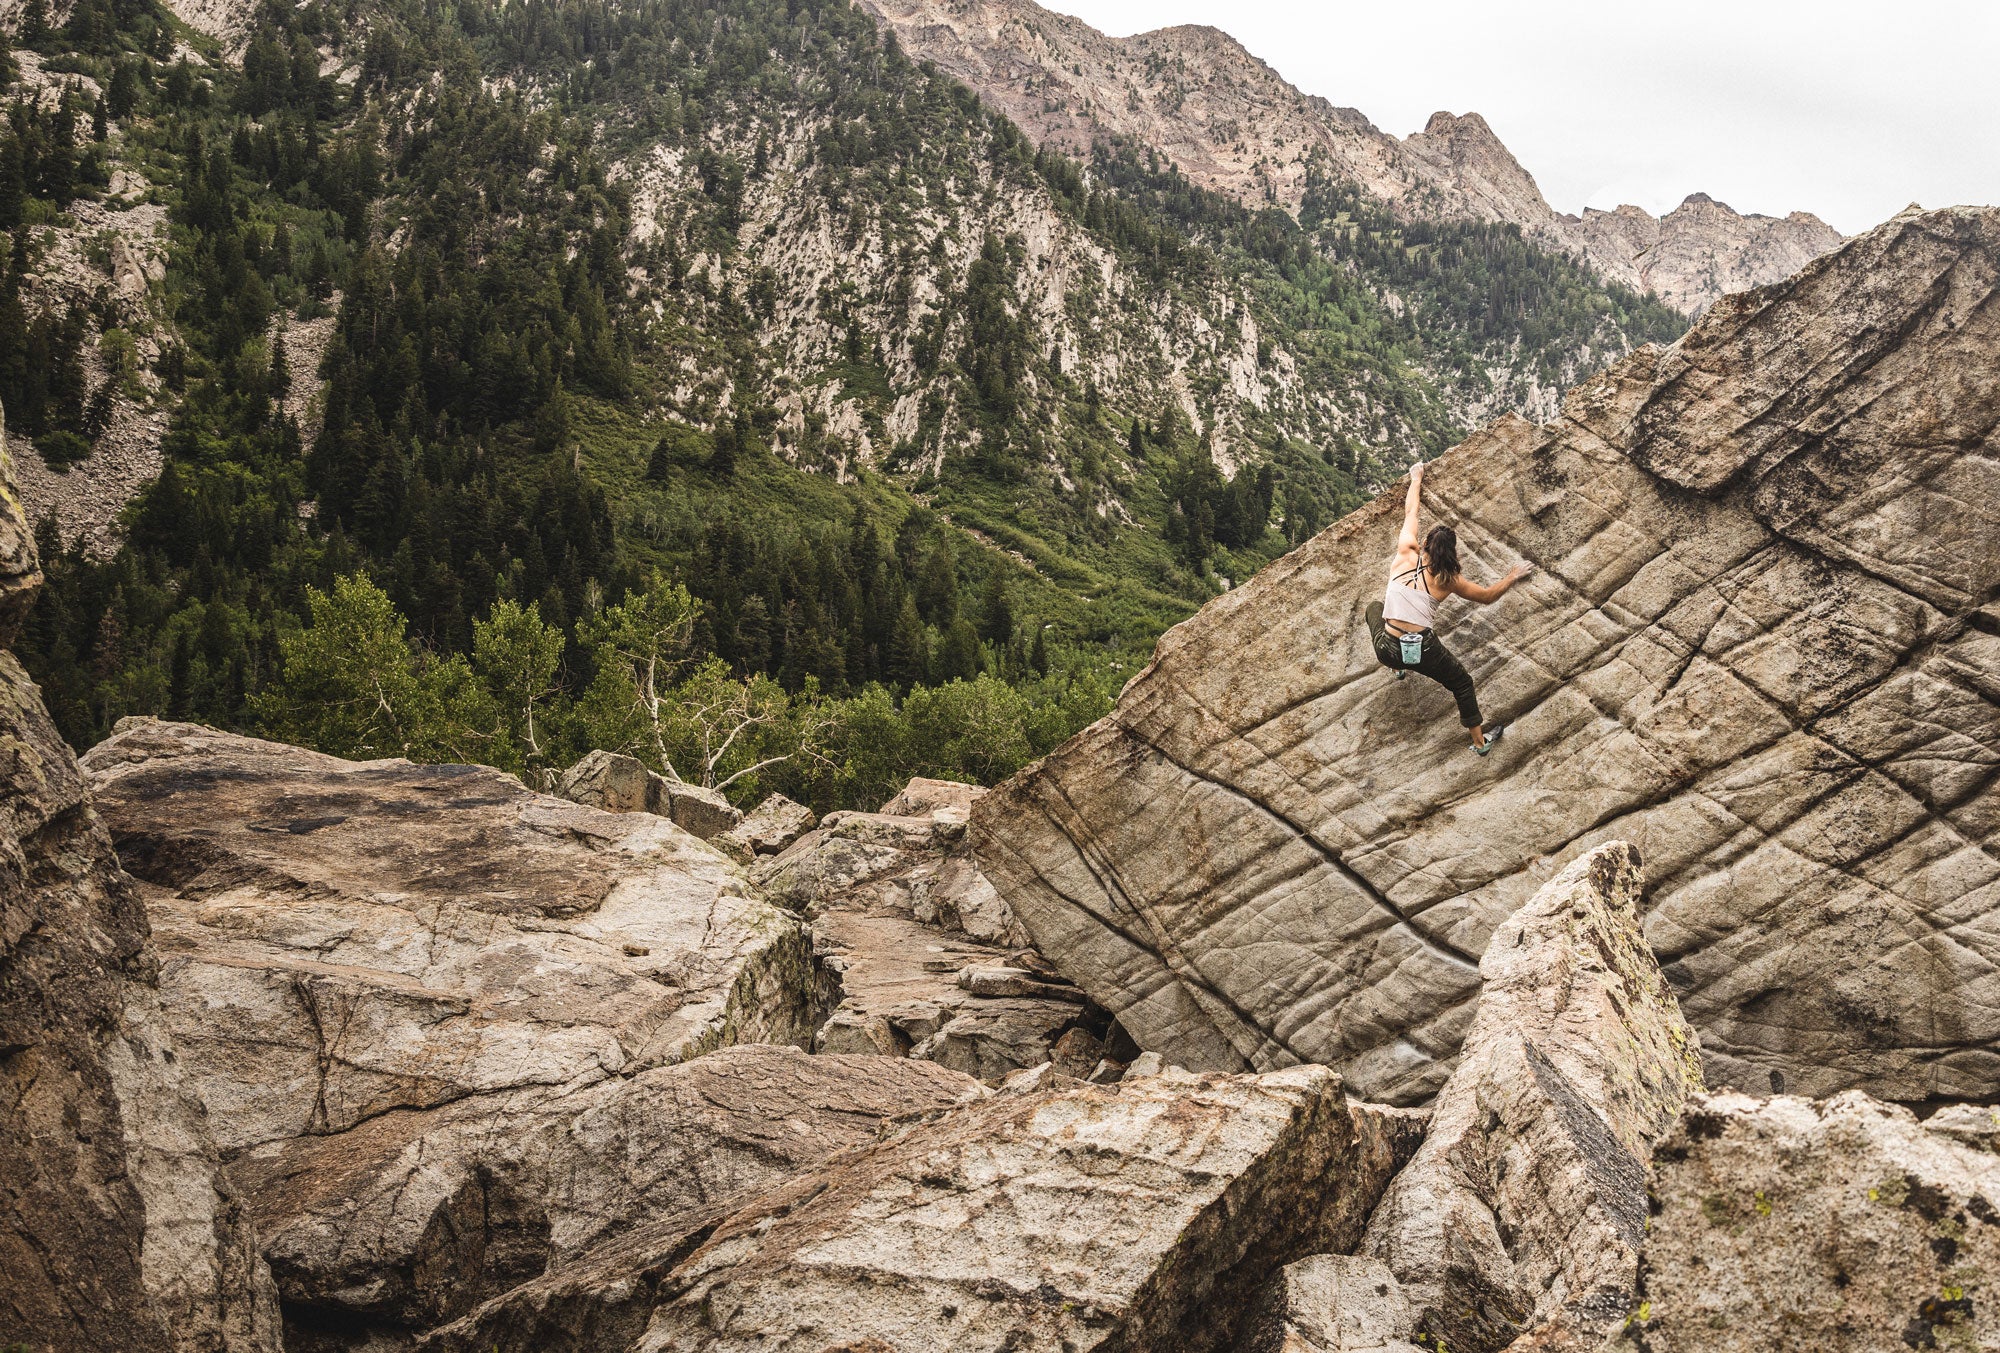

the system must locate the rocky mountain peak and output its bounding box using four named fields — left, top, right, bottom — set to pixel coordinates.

left=864, top=0, right=1845, bottom=315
